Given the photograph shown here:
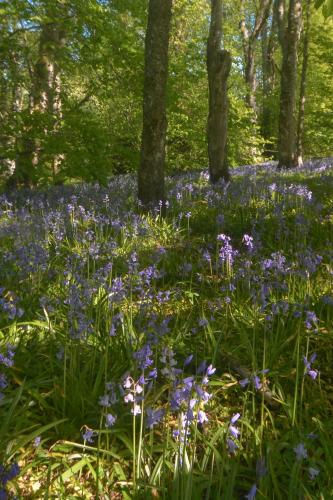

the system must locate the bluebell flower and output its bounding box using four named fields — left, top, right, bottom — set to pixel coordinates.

left=305, top=311, right=318, bottom=331
left=99, top=395, right=112, bottom=407
left=245, top=484, right=257, bottom=499
left=256, top=458, right=267, bottom=479
left=206, top=364, right=216, bottom=376
left=0, top=345, right=16, bottom=368
left=197, top=410, right=208, bottom=424
left=231, top=413, right=240, bottom=424
left=229, top=424, right=240, bottom=439
left=243, top=234, right=254, bottom=252
left=146, top=408, right=165, bottom=429
left=308, top=466, right=319, bottom=480
left=82, top=429, right=96, bottom=443
left=131, top=404, right=141, bottom=416
left=239, top=378, right=249, bottom=388
left=148, top=368, right=158, bottom=379
left=306, top=433, right=318, bottom=440
left=105, top=414, right=117, bottom=427
left=197, top=360, right=207, bottom=374
left=184, top=354, right=193, bottom=366
left=229, top=413, right=241, bottom=440
left=294, top=442, right=307, bottom=461
left=0, top=374, right=8, bottom=390
left=303, top=354, right=318, bottom=380
left=226, top=438, right=238, bottom=453
left=216, top=214, right=224, bottom=225
left=33, top=436, right=41, bottom=448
